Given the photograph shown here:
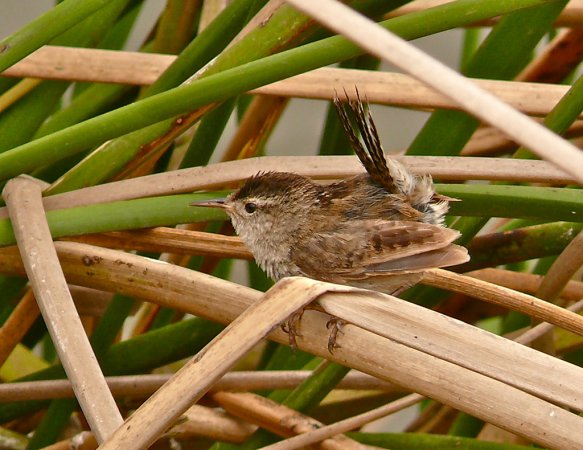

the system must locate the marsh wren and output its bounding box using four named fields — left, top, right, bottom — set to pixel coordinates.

left=196, top=94, right=468, bottom=295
